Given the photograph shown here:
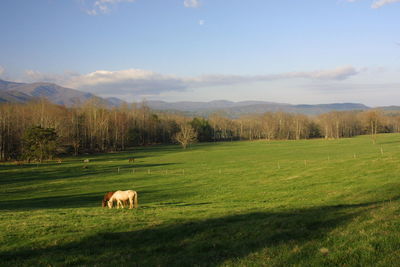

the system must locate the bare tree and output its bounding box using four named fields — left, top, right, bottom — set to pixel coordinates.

left=360, top=109, right=383, bottom=144
left=174, top=123, right=198, bottom=149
